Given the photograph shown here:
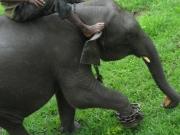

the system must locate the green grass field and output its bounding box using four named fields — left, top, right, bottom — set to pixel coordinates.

left=1, top=0, right=180, bottom=134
